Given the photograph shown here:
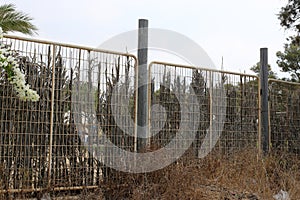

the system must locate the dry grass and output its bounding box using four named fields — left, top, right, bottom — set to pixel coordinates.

left=2, top=149, right=300, bottom=200
left=100, top=149, right=300, bottom=200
